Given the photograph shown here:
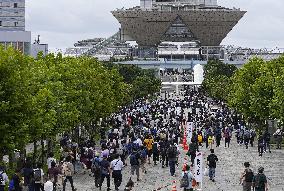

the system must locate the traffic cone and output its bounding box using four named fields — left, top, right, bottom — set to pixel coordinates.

left=182, top=157, right=188, bottom=171
left=183, top=134, right=189, bottom=151
left=171, top=180, right=177, bottom=191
